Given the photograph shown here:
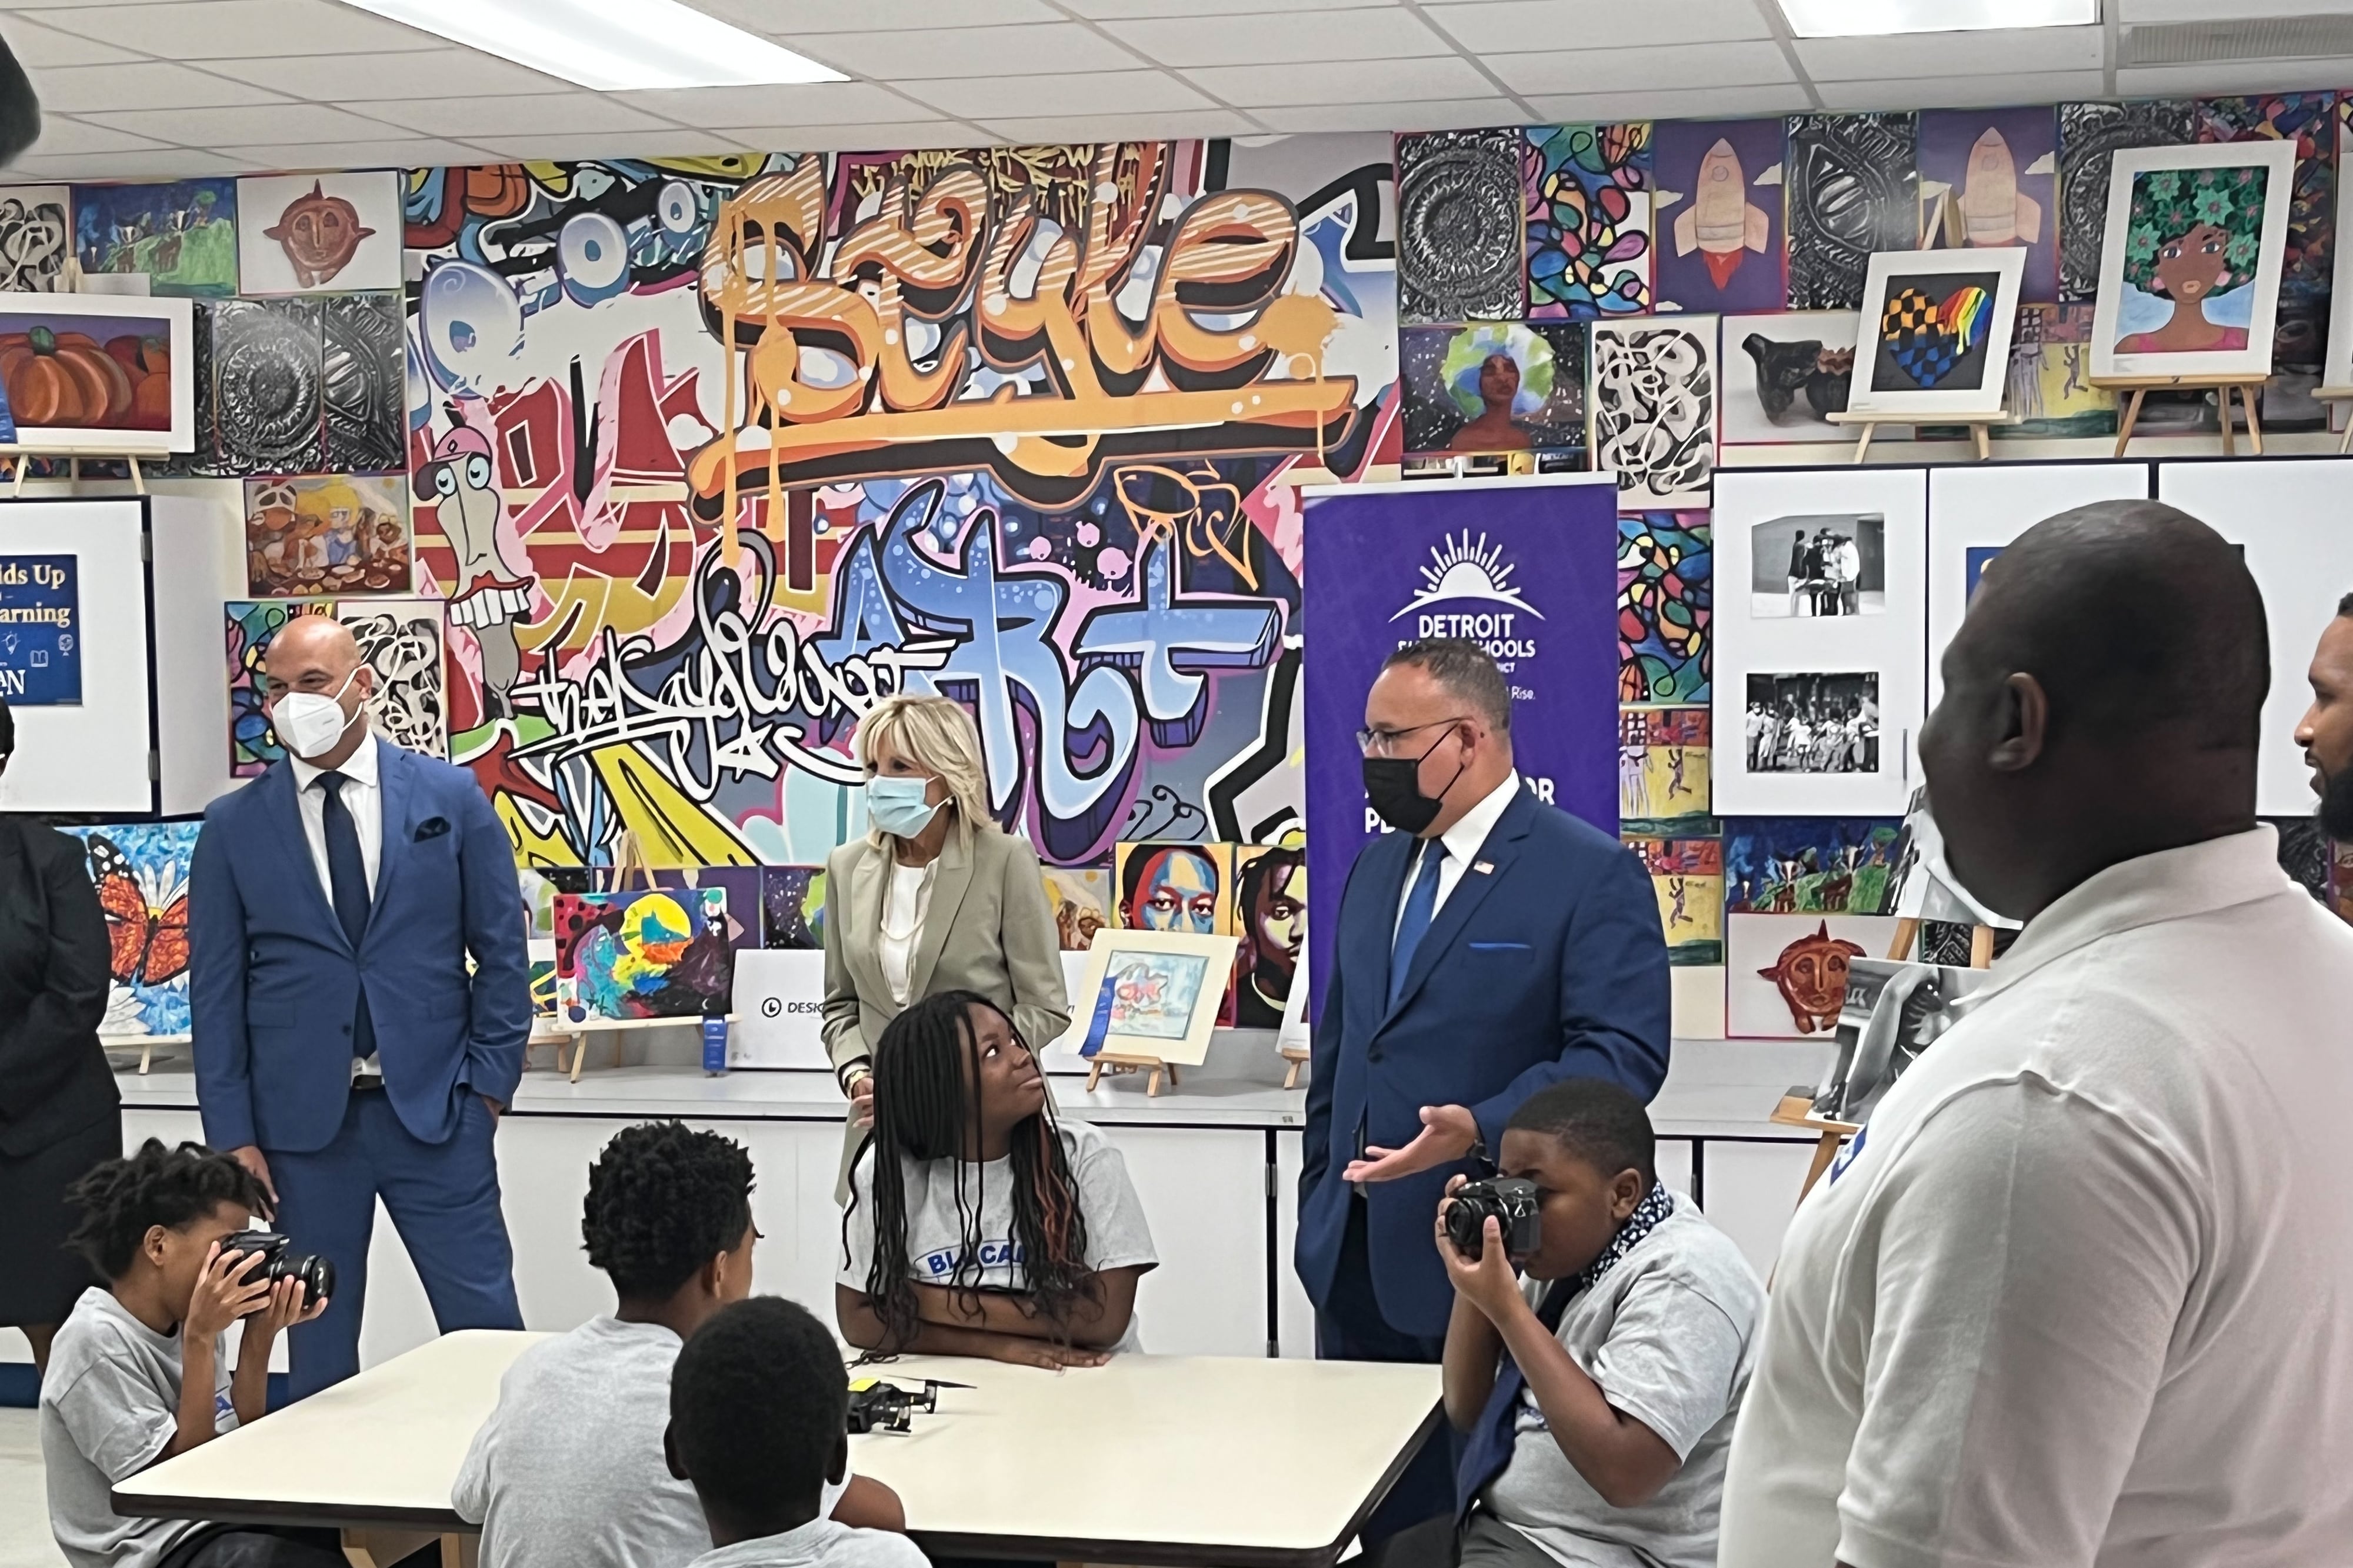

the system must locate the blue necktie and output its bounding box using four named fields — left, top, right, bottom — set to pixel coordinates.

left=318, top=772, right=375, bottom=1060
left=1389, top=840, right=1447, bottom=1007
